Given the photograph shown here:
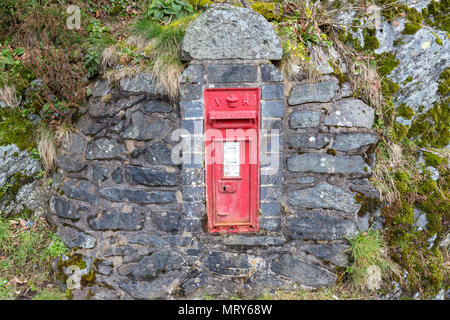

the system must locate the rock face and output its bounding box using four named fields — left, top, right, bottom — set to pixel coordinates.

left=181, top=5, right=282, bottom=60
